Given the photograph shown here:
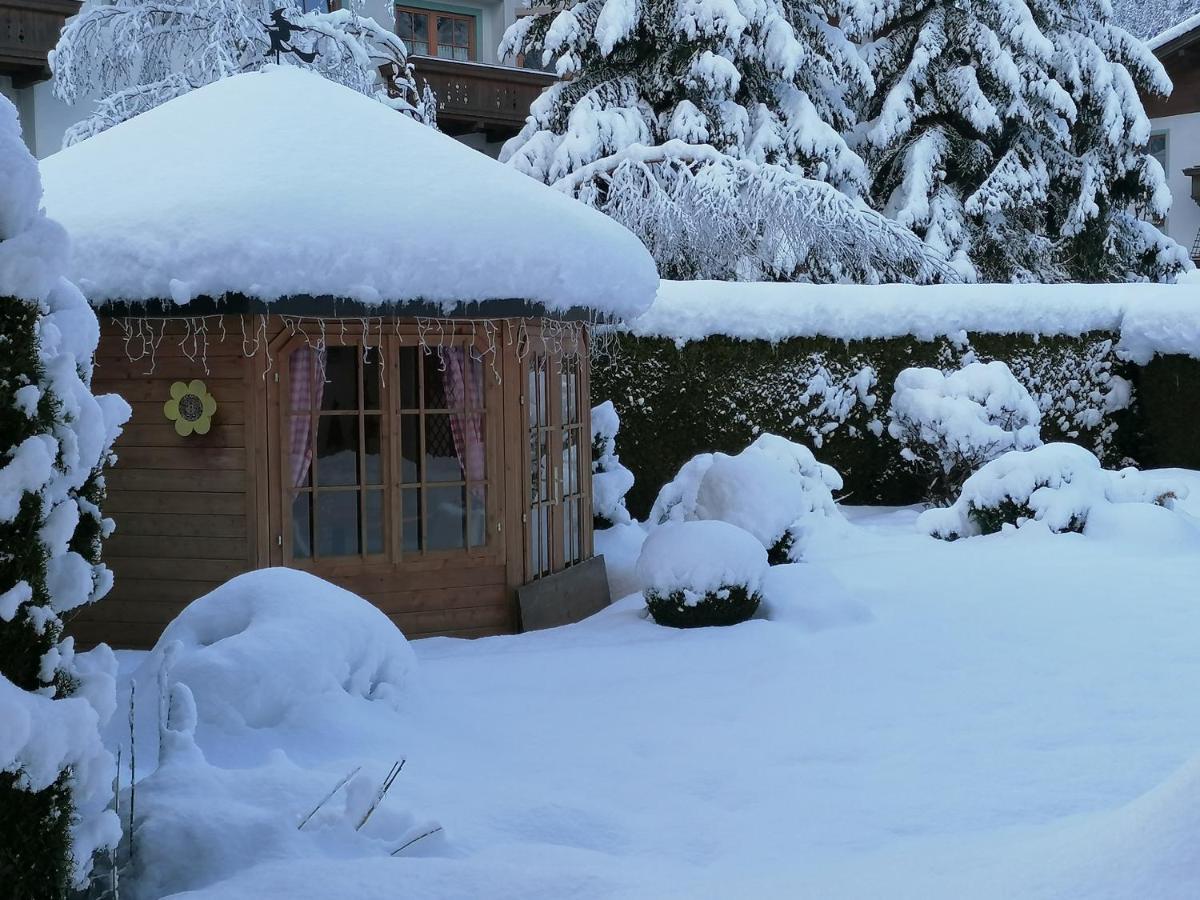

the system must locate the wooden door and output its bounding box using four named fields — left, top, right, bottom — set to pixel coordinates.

left=524, top=351, right=589, bottom=581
